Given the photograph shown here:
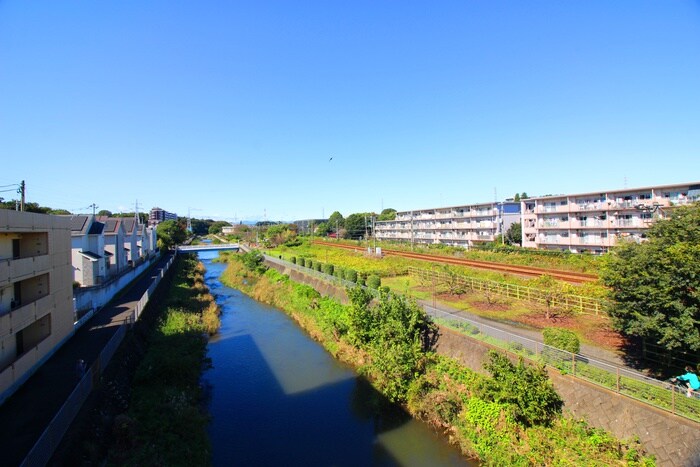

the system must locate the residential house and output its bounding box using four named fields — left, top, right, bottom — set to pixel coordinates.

left=96, top=216, right=128, bottom=276
left=121, top=218, right=139, bottom=266
left=137, top=224, right=157, bottom=259
left=67, top=215, right=106, bottom=286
